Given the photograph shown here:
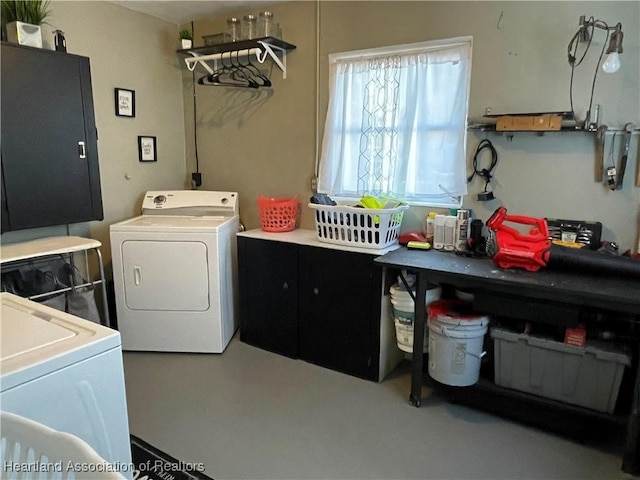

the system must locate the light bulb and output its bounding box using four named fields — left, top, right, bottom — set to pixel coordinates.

left=602, top=52, right=621, bottom=73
